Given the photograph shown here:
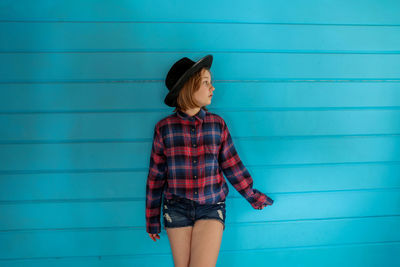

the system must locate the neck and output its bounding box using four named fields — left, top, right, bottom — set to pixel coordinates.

left=182, top=107, right=201, bottom=117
